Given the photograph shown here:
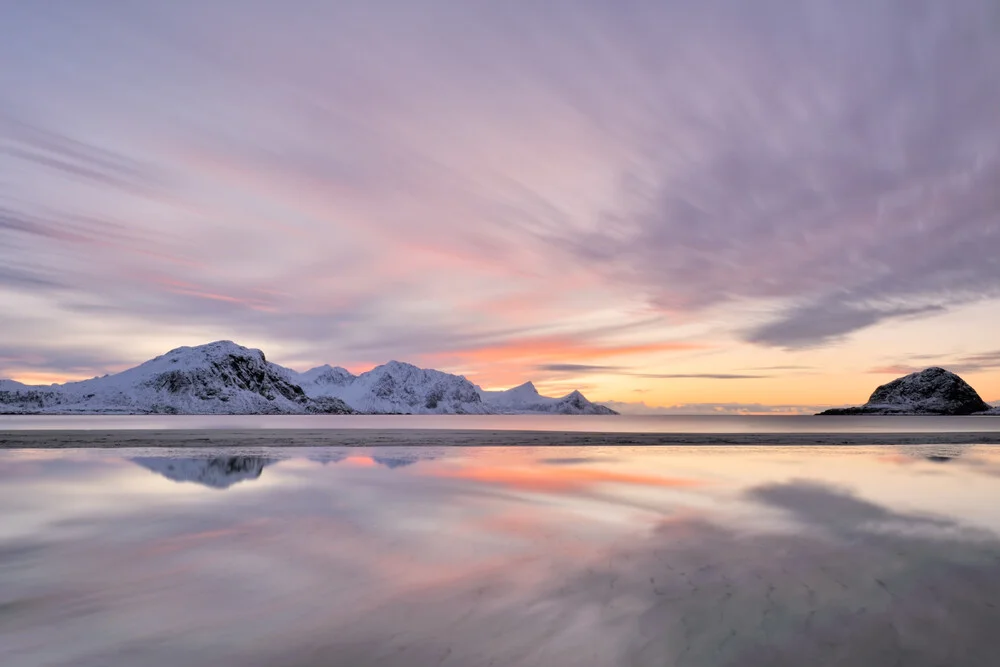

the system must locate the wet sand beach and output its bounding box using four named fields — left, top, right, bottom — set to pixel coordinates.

left=4, top=427, right=1000, bottom=448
